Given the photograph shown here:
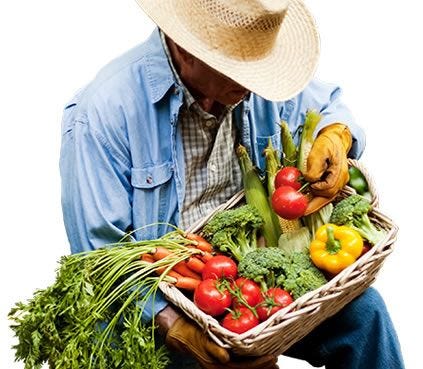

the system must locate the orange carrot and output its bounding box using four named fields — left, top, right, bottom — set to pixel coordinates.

left=152, top=247, right=173, bottom=261
left=155, top=266, right=167, bottom=274
left=141, top=251, right=199, bottom=289
left=172, top=262, right=201, bottom=280
left=141, top=254, right=167, bottom=274
left=199, top=251, right=214, bottom=263
left=186, top=256, right=206, bottom=274
left=141, top=253, right=155, bottom=263
left=167, top=271, right=201, bottom=290
left=185, top=233, right=213, bottom=253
